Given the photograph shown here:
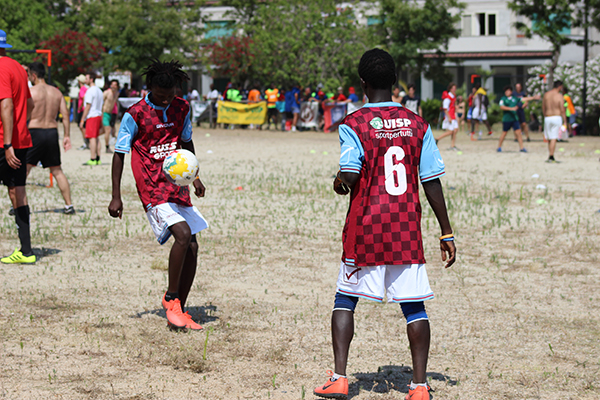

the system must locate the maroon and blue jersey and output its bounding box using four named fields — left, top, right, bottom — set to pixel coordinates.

left=115, top=94, right=193, bottom=210
left=338, top=102, right=445, bottom=267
